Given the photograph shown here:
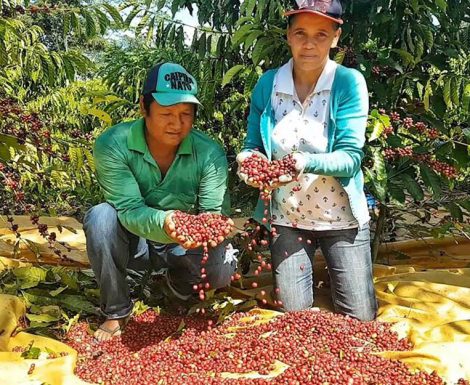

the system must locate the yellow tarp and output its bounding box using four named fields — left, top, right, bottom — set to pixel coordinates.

left=1, top=216, right=470, bottom=384
left=0, top=216, right=88, bottom=266
left=374, top=265, right=470, bottom=384
left=0, top=294, right=89, bottom=385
